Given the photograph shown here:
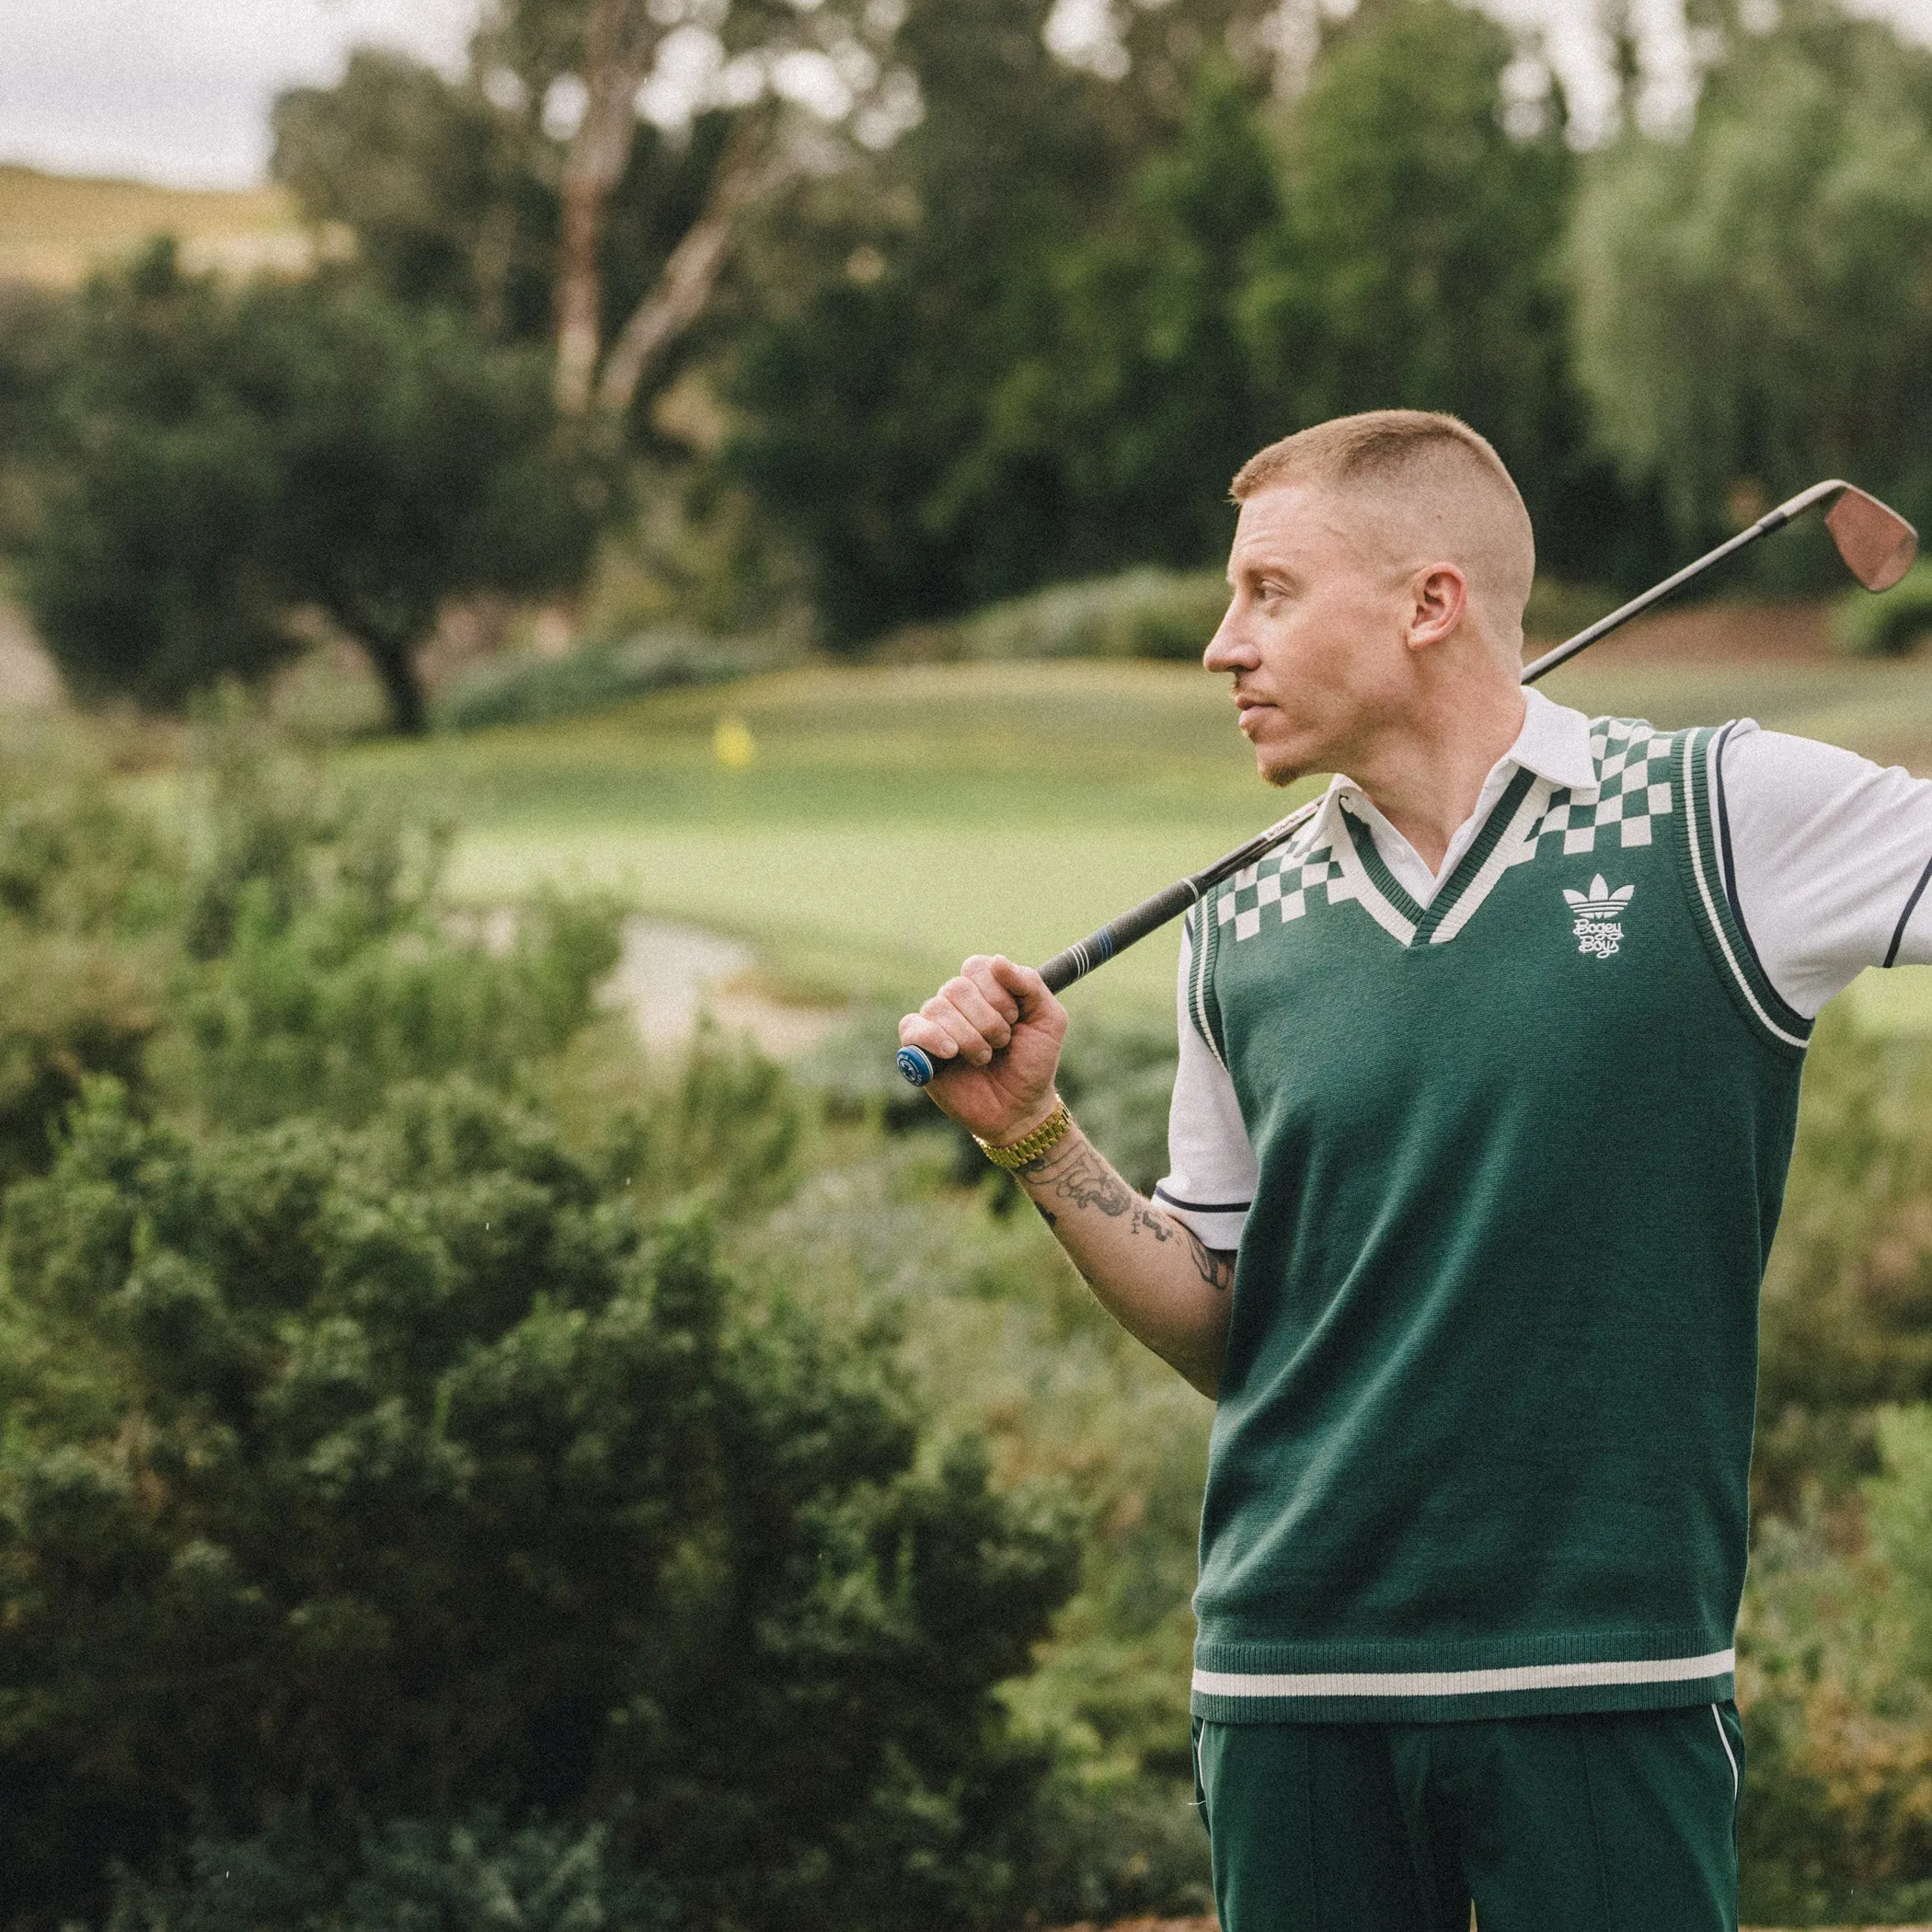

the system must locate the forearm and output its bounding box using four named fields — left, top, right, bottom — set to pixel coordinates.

left=1013, top=1120, right=1234, bottom=1397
